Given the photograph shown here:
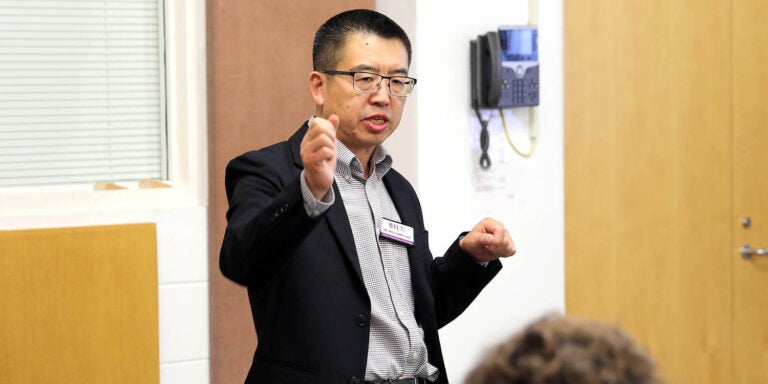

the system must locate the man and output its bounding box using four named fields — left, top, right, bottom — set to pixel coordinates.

left=220, top=9, right=516, bottom=384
